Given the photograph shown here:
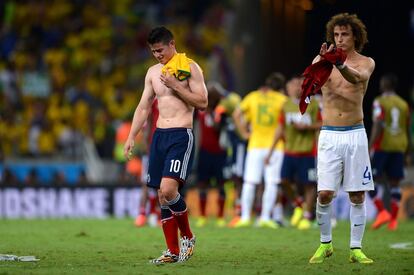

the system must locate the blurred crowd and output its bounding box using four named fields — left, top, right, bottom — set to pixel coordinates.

left=0, top=0, right=235, bottom=163
left=1, top=0, right=413, bottom=203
